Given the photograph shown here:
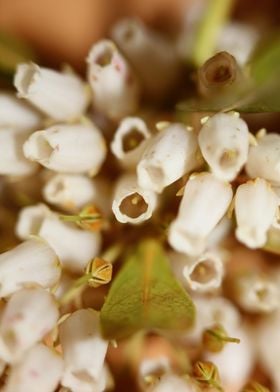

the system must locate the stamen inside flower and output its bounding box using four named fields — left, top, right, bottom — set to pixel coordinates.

left=30, top=134, right=54, bottom=161
left=122, top=127, right=145, bottom=152
left=95, top=48, right=113, bottom=67
left=121, top=25, right=135, bottom=41
left=190, top=260, right=217, bottom=284
left=119, top=192, right=148, bottom=218
left=219, top=149, right=238, bottom=169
